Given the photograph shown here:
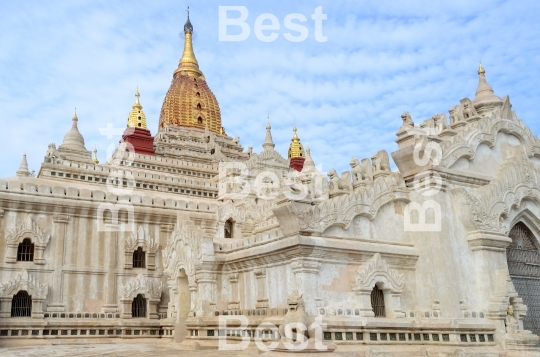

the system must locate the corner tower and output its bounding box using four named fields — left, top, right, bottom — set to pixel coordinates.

left=122, top=88, right=155, bottom=156
left=288, top=126, right=305, bottom=171
left=158, top=11, right=223, bottom=133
